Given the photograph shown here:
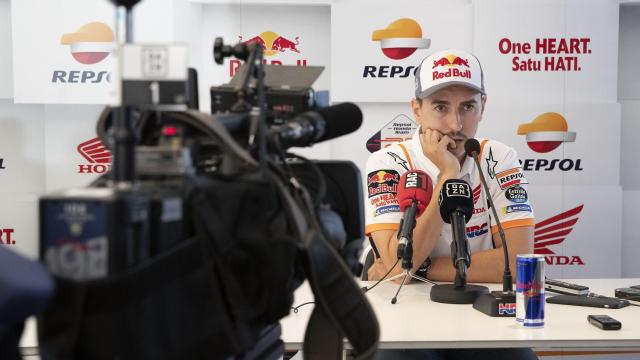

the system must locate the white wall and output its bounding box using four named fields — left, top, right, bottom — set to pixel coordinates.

left=618, top=4, right=640, bottom=277
left=0, top=0, right=12, bottom=98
